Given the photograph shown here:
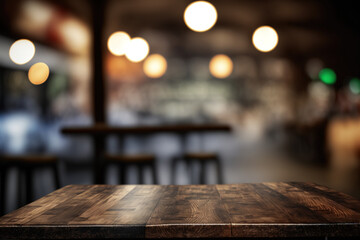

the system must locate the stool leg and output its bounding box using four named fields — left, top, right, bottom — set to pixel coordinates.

left=0, top=167, right=6, bottom=215
left=151, top=162, right=158, bottom=184
left=215, top=157, right=223, bottom=184
left=188, top=160, right=196, bottom=184
left=120, top=164, right=126, bottom=184
left=25, top=168, right=33, bottom=204
left=116, top=165, right=121, bottom=185
left=171, top=156, right=179, bottom=184
left=52, top=164, right=61, bottom=189
left=200, top=160, right=206, bottom=184
left=17, top=168, right=25, bottom=208
left=138, top=164, right=144, bottom=184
